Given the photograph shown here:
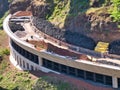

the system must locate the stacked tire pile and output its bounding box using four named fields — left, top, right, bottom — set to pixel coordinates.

left=108, top=40, right=120, bottom=55
left=33, top=17, right=96, bottom=50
